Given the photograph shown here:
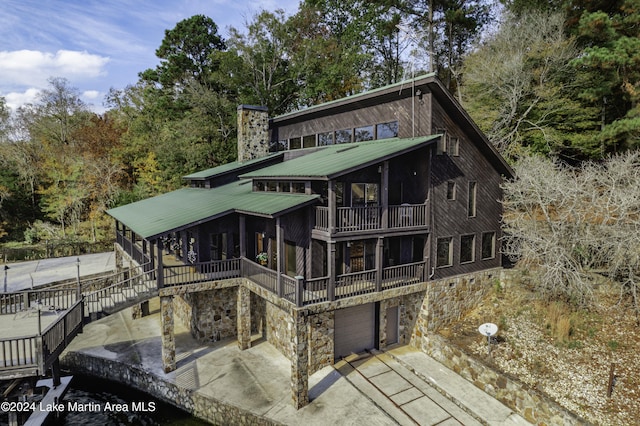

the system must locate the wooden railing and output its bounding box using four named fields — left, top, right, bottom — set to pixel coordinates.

left=335, top=270, right=378, bottom=298
left=41, top=301, right=83, bottom=372
left=382, top=261, right=426, bottom=289
left=0, top=335, right=38, bottom=372
left=163, top=259, right=241, bottom=287
left=315, top=203, right=429, bottom=233
left=241, top=259, right=277, bottom=293
left=388, top=204, right=428, bottom=228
